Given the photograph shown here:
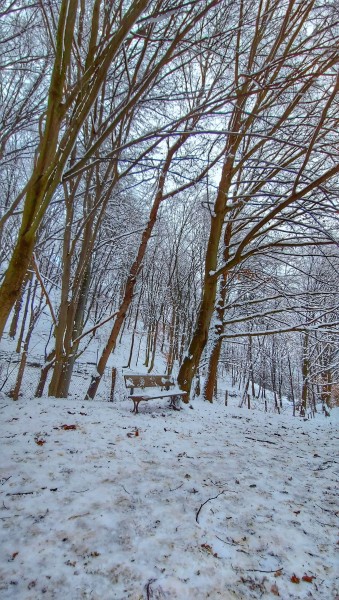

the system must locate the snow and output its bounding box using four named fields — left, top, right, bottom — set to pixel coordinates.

left=1, top=394, right=338, bottom=599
